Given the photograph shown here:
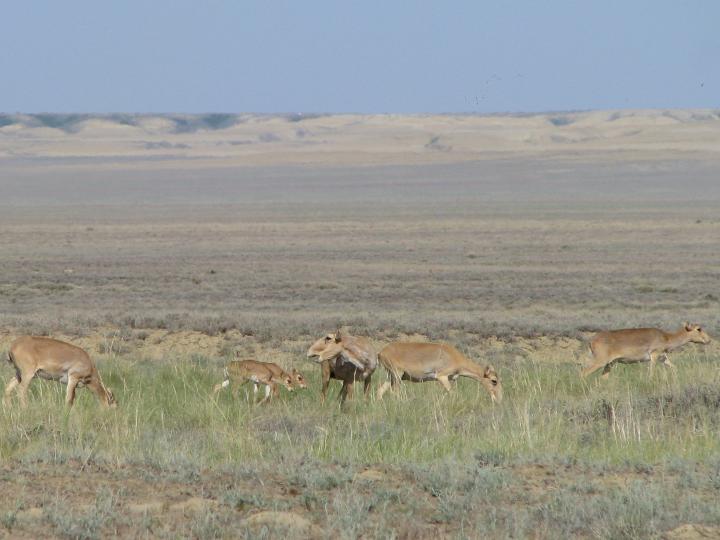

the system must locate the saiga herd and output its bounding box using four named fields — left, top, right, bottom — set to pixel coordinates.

left=3, top=323, right=711, bottom=408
